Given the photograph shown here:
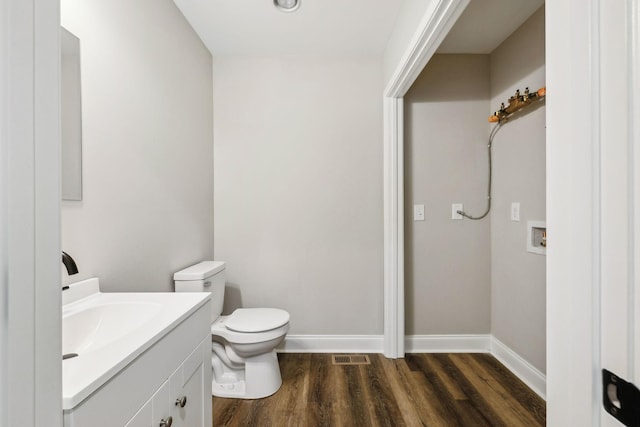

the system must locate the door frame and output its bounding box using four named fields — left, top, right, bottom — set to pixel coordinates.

left=382, top=0, right=469, bottom=359
left=1, top=0, right=62, bottom=425
left=545, top=0, right=602, bottom=423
